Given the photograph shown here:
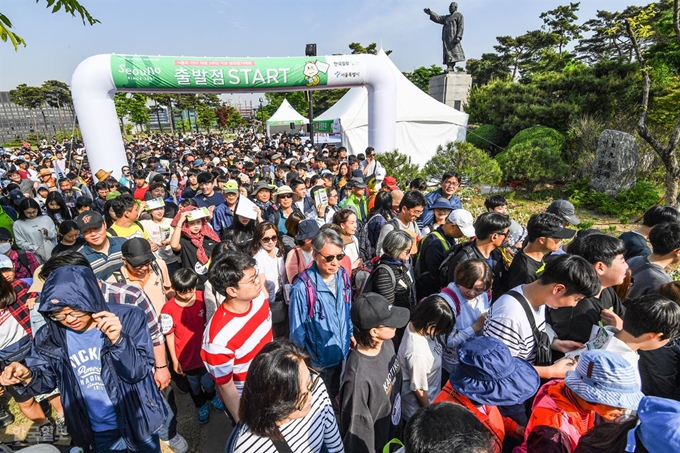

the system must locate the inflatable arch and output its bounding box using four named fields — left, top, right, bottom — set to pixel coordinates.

left=71, top=53, right=397, bottom=178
